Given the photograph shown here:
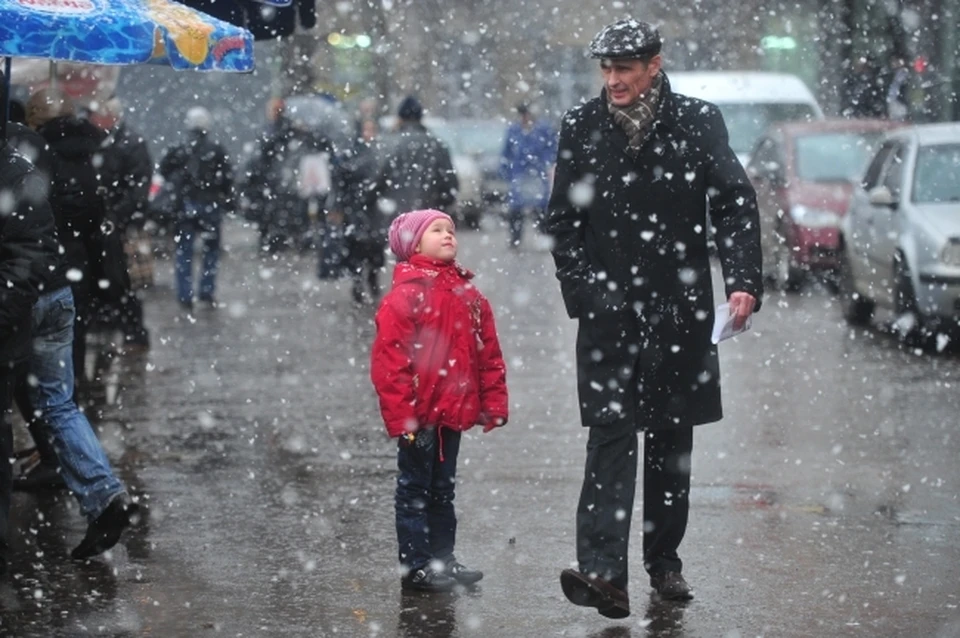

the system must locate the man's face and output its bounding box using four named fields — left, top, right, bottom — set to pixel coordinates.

left=601, top=56, right=662, bottom=107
